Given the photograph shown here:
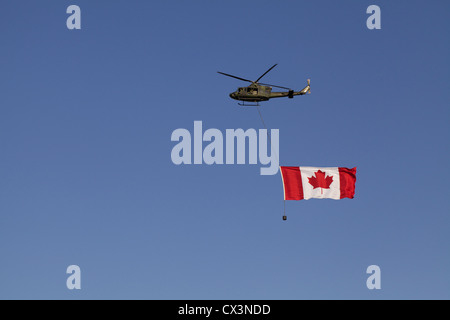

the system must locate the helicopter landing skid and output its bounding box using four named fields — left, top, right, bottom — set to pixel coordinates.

left=238, top=101, right=260, bottom=107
